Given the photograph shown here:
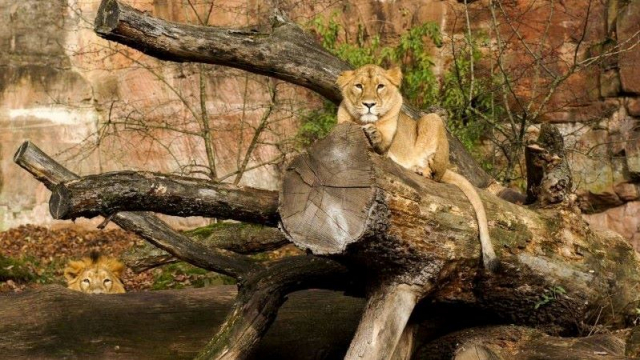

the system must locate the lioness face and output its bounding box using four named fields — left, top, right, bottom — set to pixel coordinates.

left=337, top=65, right=403, bottom=123
left=64, top=255, right=126, bottom=294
